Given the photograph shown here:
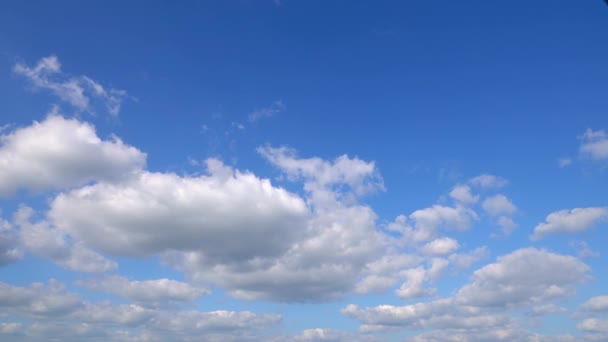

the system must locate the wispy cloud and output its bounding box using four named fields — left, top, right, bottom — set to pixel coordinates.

left=13, top=55, right=128, bottom=116
left=248, top=100, right=285, bottom=122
